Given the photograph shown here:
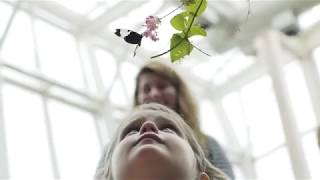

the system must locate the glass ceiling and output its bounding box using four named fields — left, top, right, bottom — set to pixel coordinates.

left=1, top=0, right=320, bottom=179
